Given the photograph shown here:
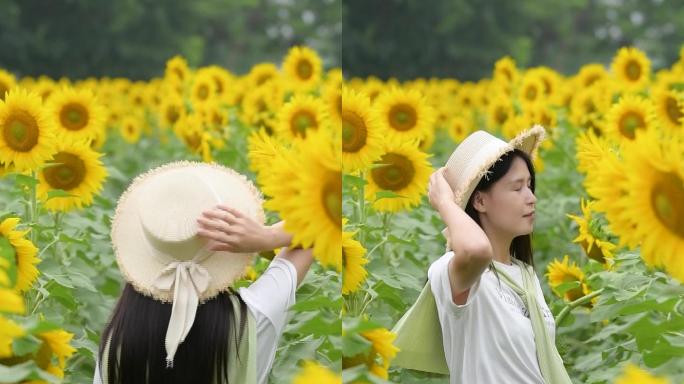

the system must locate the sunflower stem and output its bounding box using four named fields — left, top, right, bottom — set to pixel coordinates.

left=358, top=171, right=366, bottom=245
left=29, top=171, right=38, bottom=243
left=555, top=288, right=605, bottom=327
